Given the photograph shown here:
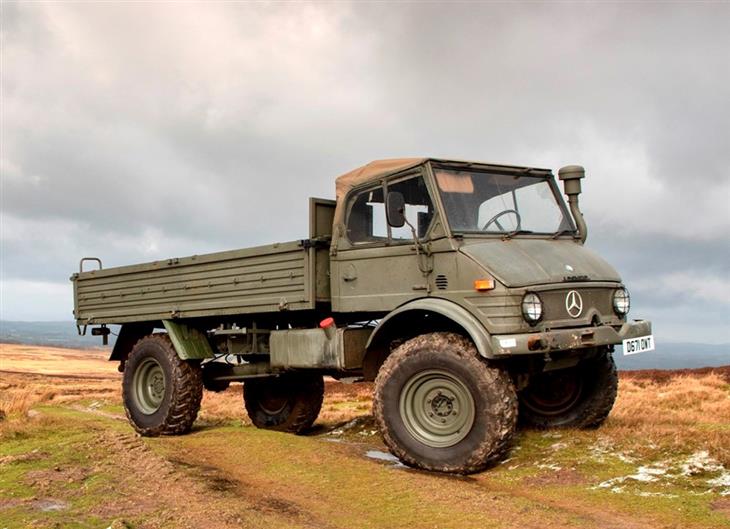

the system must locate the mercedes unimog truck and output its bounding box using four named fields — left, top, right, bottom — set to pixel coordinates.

left=71, top=158, right=654, bottom=474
